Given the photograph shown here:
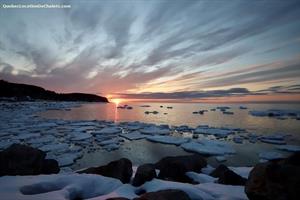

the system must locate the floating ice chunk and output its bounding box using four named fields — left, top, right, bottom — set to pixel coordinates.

left=194, top=127, right=234, bottom=137
left=228, top=167, right=253, bottom=179
left=186, top=172, right=217, bottom=183
left=93, top=127, right=122, bottom=135
left=276, top=145, right=300, bottom=152
left=120, top=131, right=146, bottom=140
left=0, top=174, right=122, bottom=200
left=181, top=140, right=235, bottom=156
left=71, top=132, right=93, bottom=141
left=39, top=143, right=69, bottom=153
left=57, top=156, right=74, bottom=167
left=260, top=138, right=286, bottom=145
left=140, top=126, right=170, bottom=135
left=239, top=106, right=248, bottom=109
left=216, top=156, right=227, bottom=162
left=259, top=151, right=285, bottom=160
left=233, top=136, right=243, bottom=144
left=261, top=134, right=286, bottom=140
left=27, top=135, right=55, bottom=144
left=14, top=133, right=40, bottom=140
left=146, top=135, right=190, bottom=145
